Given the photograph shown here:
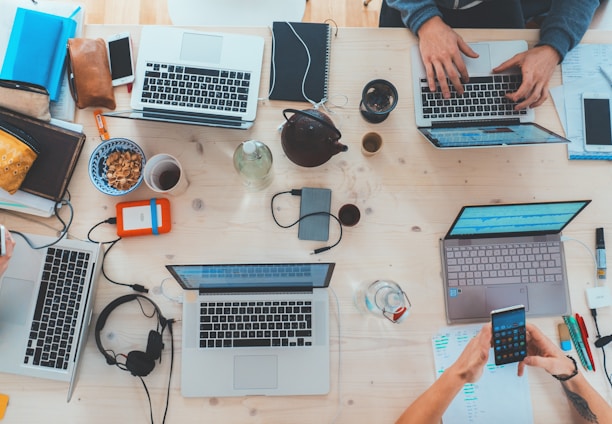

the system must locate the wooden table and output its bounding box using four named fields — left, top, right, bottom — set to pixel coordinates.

left=1, top=25, right=611, bottom=423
